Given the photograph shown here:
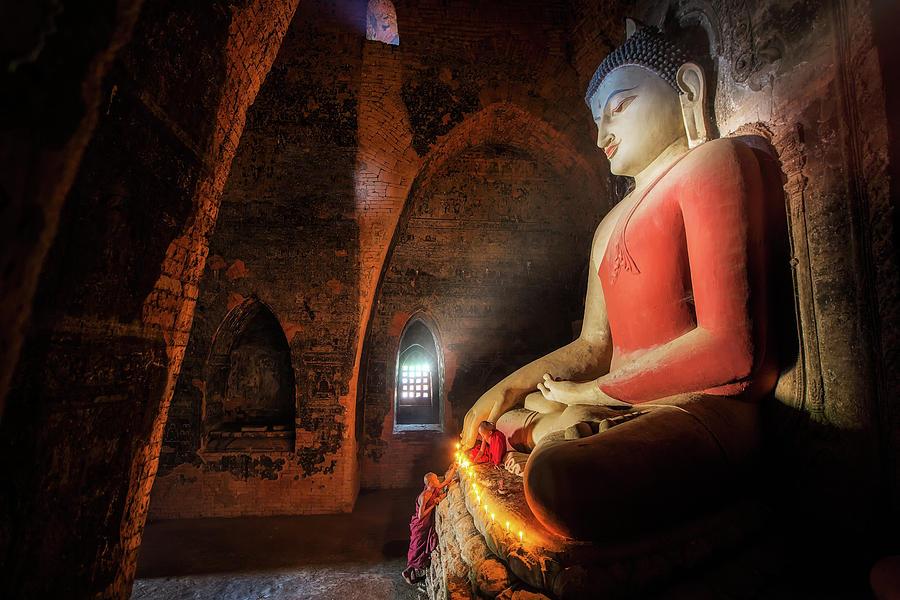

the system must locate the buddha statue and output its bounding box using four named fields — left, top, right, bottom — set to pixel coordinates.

left=460, top=24, right=778, bottom=539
